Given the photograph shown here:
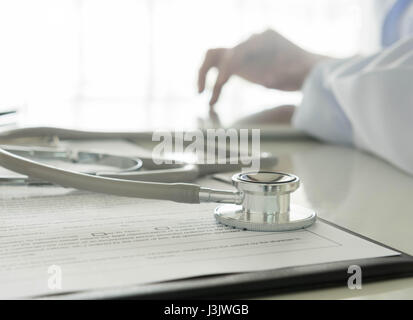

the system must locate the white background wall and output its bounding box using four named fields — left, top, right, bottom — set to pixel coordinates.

left=0, top=0, right=364, bottom=130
